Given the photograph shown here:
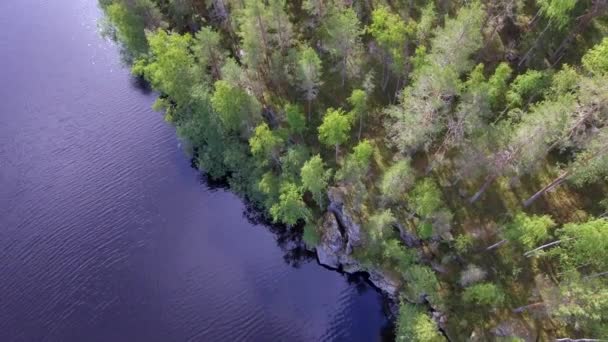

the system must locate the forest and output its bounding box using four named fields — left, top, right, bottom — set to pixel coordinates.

left=99, top=0, right=608, bottom=340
